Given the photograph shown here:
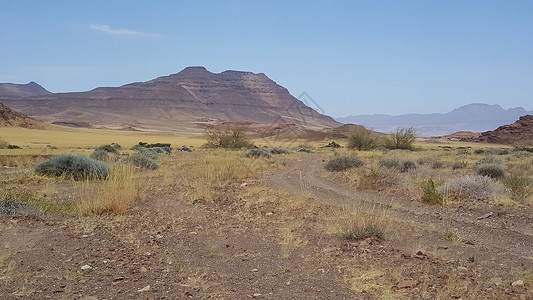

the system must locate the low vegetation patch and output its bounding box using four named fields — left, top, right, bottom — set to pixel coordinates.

left=384, top=127, right=416, bottom=150
left=121, top=152, right=159, bottom=170
left=35, top=154, right=109, bottom=180
left=77, top=165, right=144, bottom=215
left=324, top=141, right=341, bottom=148
left=419, top=178, right=444, bottom=204
left=245, top=148, right=272, bottom=158
left=325, top=156, right=364, bottom=171
left=379, top=158, right=416, bottom=172
left=438, top=174, right=502, bottom=200
left=502, top=174, right=531, bottom=202
left=339, top=210, right=387, bottom=241
left=475, top=163, right=505, bottom=179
